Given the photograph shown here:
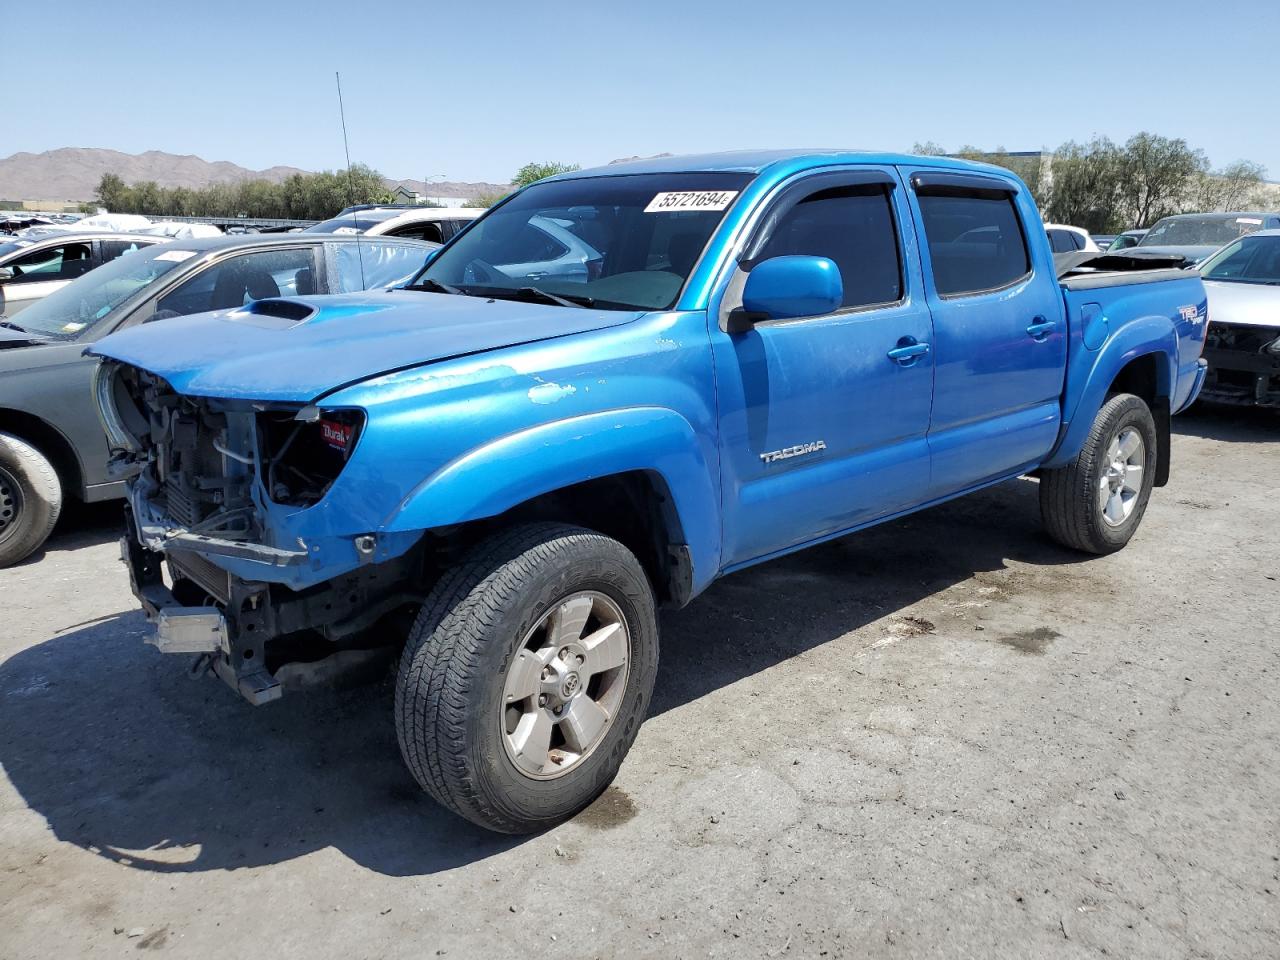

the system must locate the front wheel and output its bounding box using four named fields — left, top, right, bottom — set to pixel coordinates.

left=0, top=432, right=63, bottom=568
left=1039, top=393, right=1158, bottom=554
left=394, top=523, right=658, bottom=833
